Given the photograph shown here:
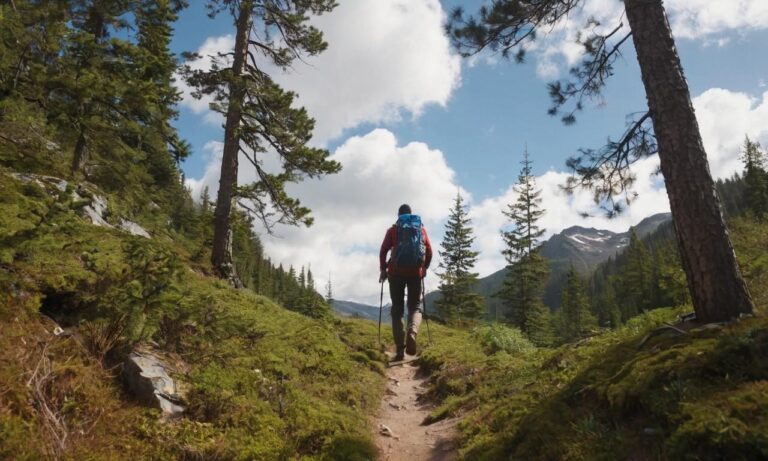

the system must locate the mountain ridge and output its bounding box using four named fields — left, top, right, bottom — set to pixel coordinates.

left=426, top=212, right=672, bottom=318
